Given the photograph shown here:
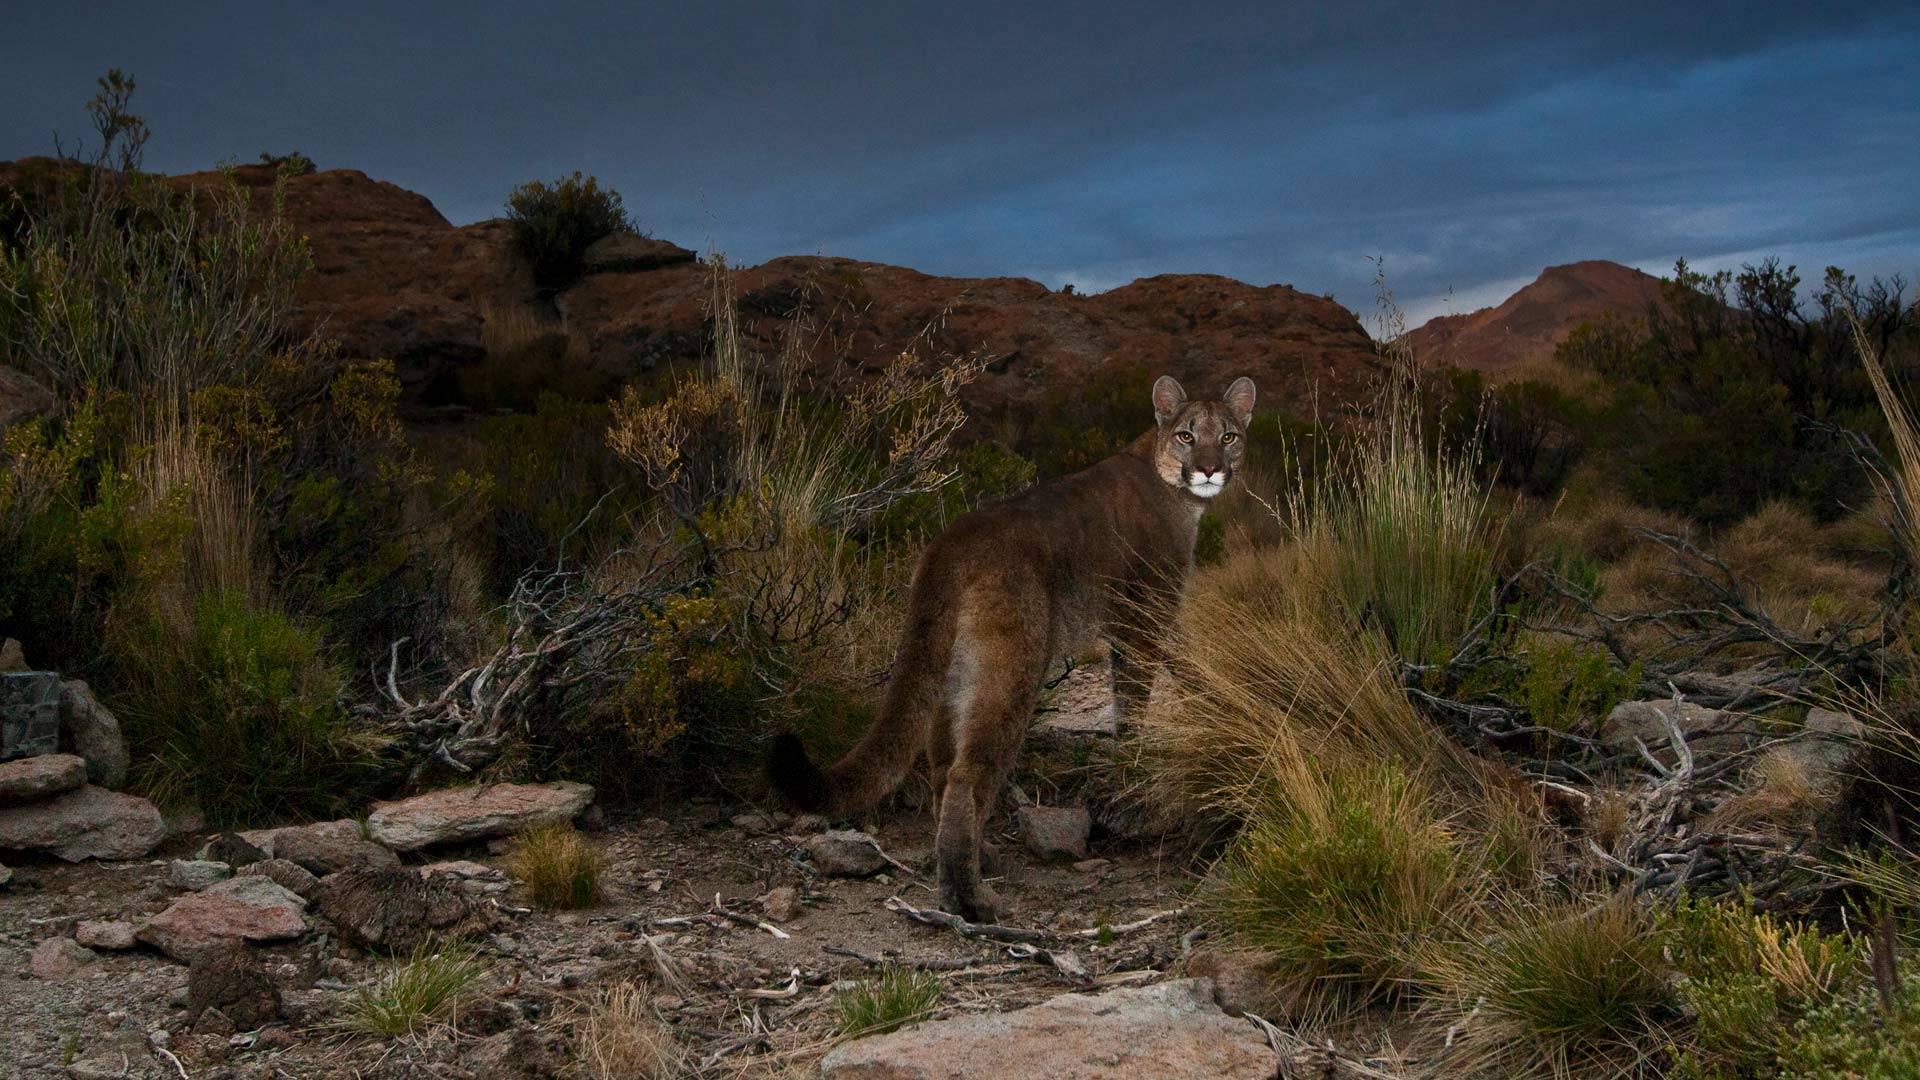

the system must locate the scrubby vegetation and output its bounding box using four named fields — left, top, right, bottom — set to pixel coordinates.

left=506, top=171, right=634, bottom=292
left=3, top=71, right=1918, bottom=1080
